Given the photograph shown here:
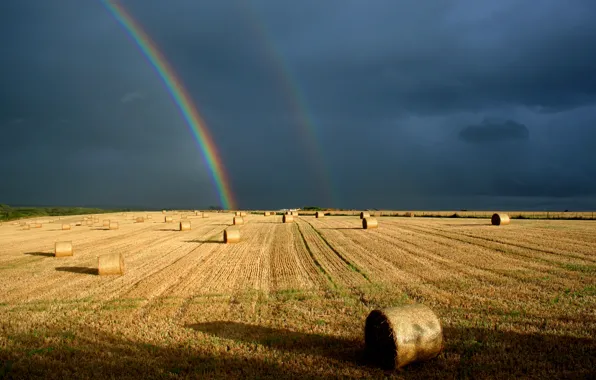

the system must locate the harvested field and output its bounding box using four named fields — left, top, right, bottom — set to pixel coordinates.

left=0, top=213, right=594, bottom=379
